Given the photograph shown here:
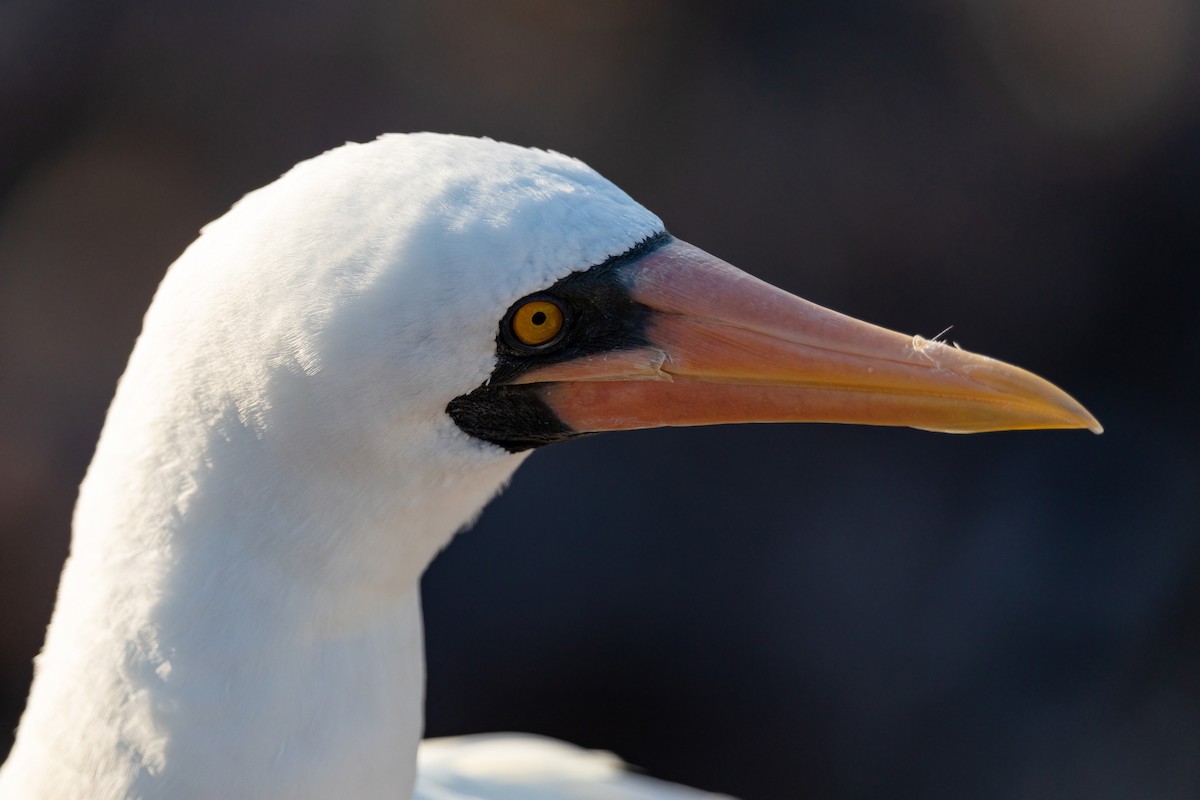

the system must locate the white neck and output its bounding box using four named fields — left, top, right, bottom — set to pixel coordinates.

left=0, top=343, right=524, bottom=800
